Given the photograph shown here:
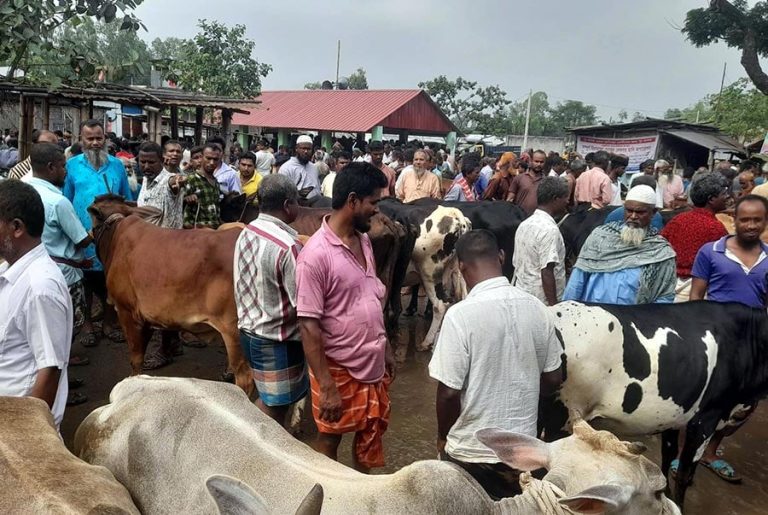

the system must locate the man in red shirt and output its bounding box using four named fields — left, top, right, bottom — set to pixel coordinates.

left=660, top=173, right=729, bottom=302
